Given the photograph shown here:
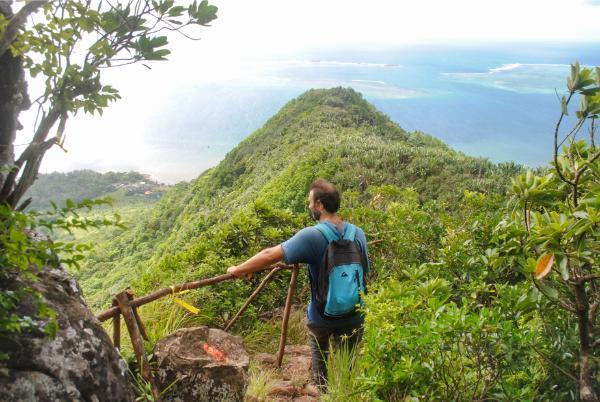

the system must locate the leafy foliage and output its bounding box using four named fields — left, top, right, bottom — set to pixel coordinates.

left=502, top=63, right=600, bottom=401
left=361, top=275, right=544, bottom=401
left=9, top=0, right=217, bottom=115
